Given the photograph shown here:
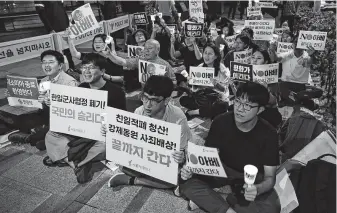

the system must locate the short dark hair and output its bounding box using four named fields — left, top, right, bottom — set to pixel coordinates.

left=41, top=50, right=64, bottom=64
left=242, top=27, right=254, bottom=38
left=81, top=53, right=107, bottom=71
left=220, top=24, right=234, bottom=36
left=92, top=34, right=112, bottom=51
left=236, top=81, right=270, bottom=106
left=143, top=75, right=174, bottom=99
left=133, top=29, right=150, bottom=41
left=235, top=34, right=251, bottom=47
